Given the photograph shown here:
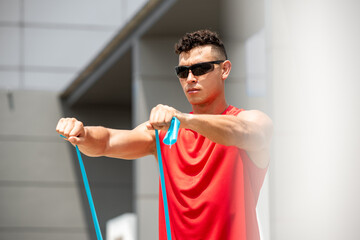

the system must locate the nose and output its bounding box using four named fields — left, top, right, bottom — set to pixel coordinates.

left=186, top=70, right=197, bottom=83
